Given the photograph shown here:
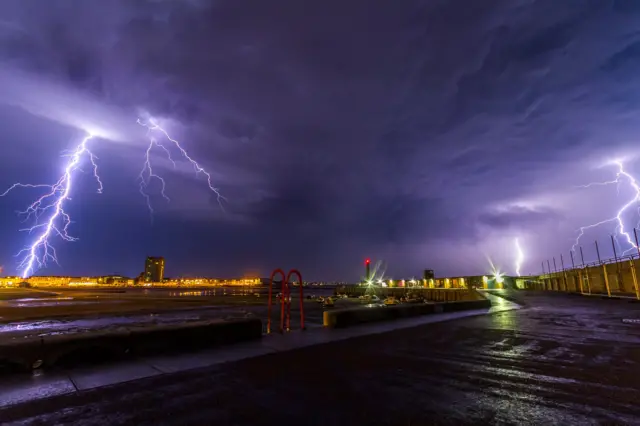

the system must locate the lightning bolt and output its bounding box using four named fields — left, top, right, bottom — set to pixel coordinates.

left=0, top=134, right=100, bottom=278
left=136, top=118, right=225, bottom=216
left=2, top=117, right=226, bottom=277
left=573, top=160, right=640, bottom=254
left=514, top=238, right=524, bottom=277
